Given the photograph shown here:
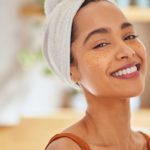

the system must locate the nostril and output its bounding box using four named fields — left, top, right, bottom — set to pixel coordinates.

left=121, top=56, right=128, bottom=59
